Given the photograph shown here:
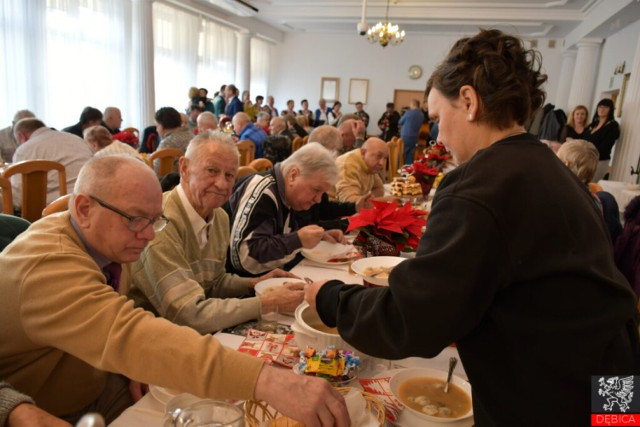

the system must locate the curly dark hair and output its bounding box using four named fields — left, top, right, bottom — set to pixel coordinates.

left=426, top=29, right=547, bottom=130
left=154, top=107, right=182, bottom=129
